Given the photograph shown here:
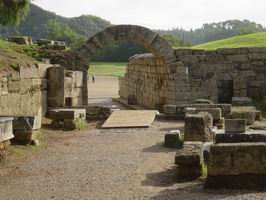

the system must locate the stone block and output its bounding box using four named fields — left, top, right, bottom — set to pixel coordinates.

left=164, top=130, right=183, bottom=148
left=0, top=117, right=14, bottom=143
left=180, top=104, right=231, bottom=117
left=1, top=77, right=8, bottom=95
left=63, top=118, right=87, bottom=131
left=208, top=142, right=266, bottom=176
left=228, top=109, right=256, bottom=125
left=19, top=65, right=39, bottom=79
left=225, top=119, right=246, bottom=133
left=37, top=64, right=53, bottom=78
left=49, top=108, right=86, bottom=120
left=163, top=105, right=177, bottom=115
left=7, top=79, right=21, bottom=93
left=47, top=66, right=65, bottom=107
left=8, top=93, right=21, bottom=114
left=232, top=97, right=252, bottom=106
left=186, top=107, right=221, bottom=122
left=184, top=112, right=213, bottom=142
left=75, top=71, right=83, bottom=87
left=215, top=130, right=266, bottom=143
left=175, top=142, right=203, bottom=179
left=206, top=142, right=266, bottom=189
left=227, top=55, right=248, bottom=62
